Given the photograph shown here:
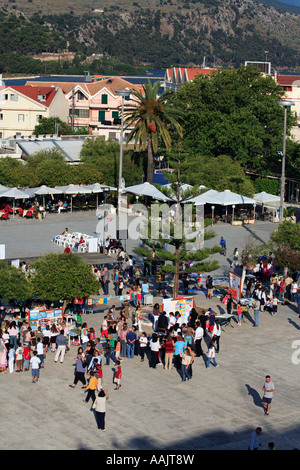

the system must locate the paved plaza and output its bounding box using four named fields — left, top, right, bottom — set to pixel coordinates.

left=0, top=211, right=300, bottom=451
